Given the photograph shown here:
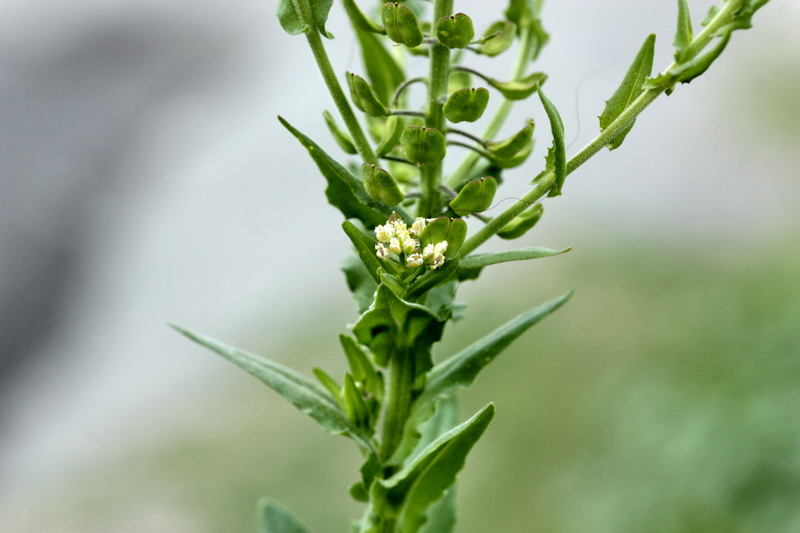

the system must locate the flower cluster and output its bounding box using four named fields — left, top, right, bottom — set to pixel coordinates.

left=374, top=213, right=448, bottom=270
